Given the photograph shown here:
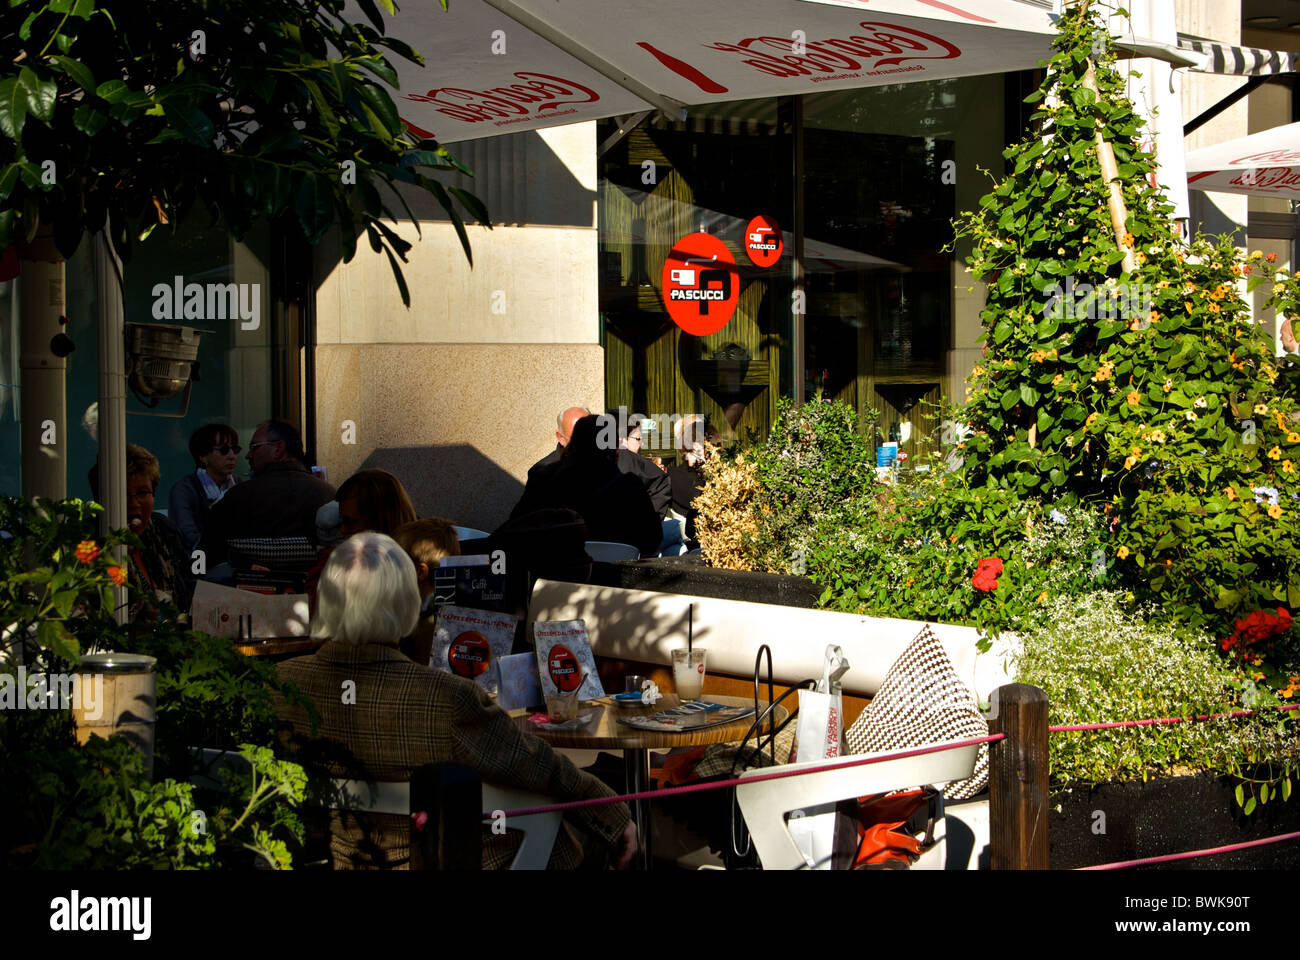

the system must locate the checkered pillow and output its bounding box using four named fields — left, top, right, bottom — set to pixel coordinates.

left=844, top=625, right=988, bottom=800
left=228, top=536, right=317, bottom=570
